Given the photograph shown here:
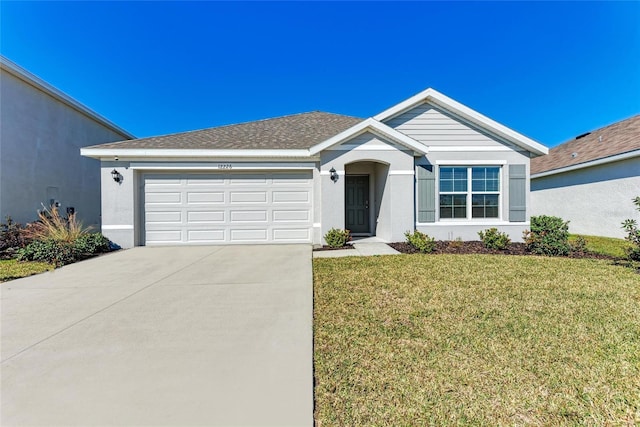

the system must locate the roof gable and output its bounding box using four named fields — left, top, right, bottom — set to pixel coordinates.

left=374, top=88, right=548, bottom=156
left=531, top=114, right=640, bottom=176
left=308, top=118, right=427, bottom=155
